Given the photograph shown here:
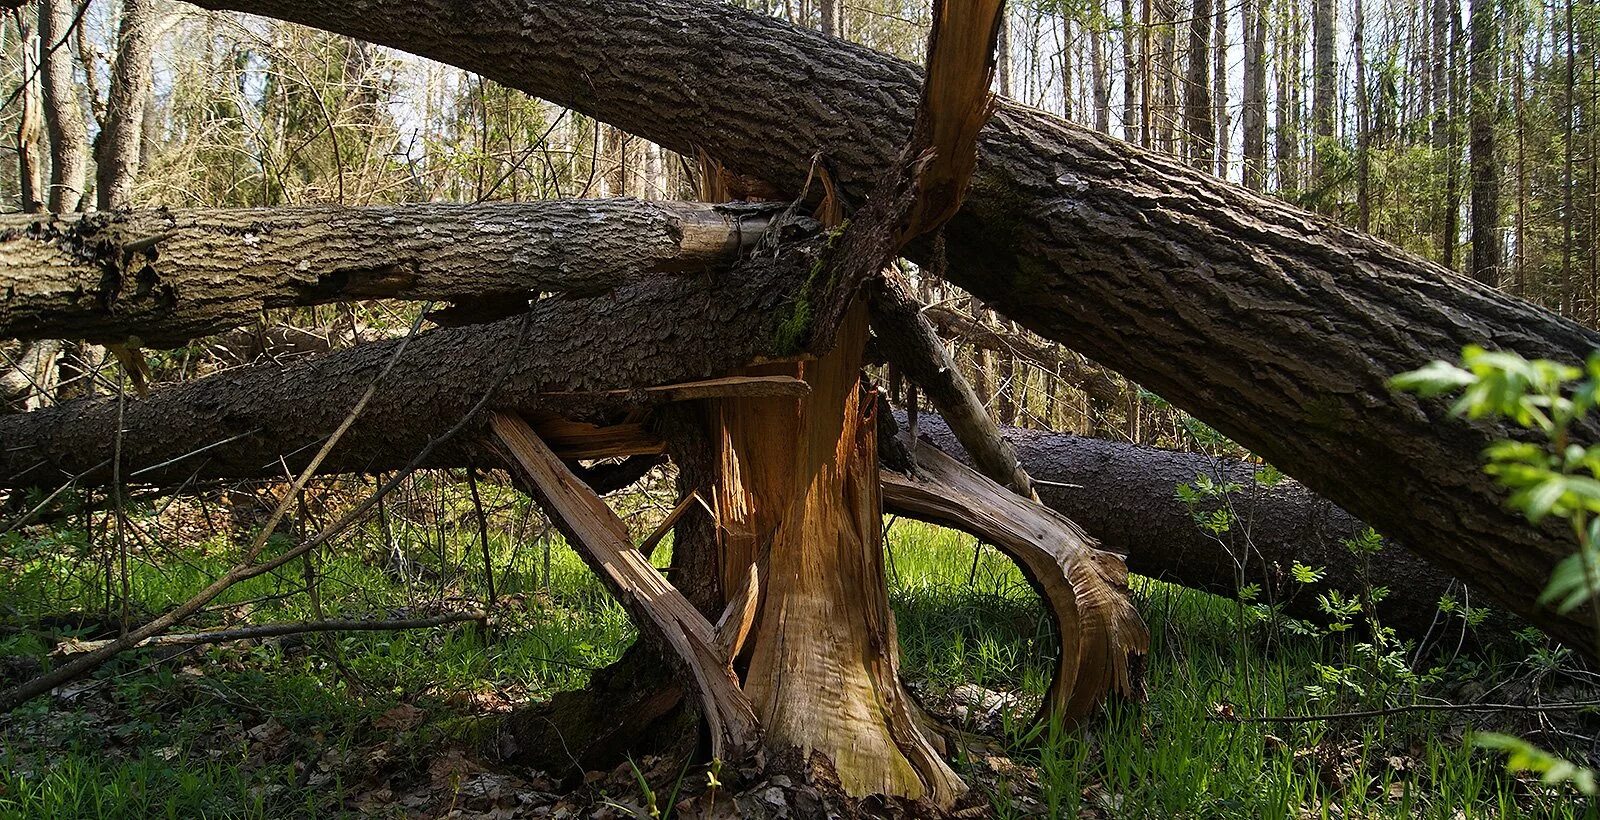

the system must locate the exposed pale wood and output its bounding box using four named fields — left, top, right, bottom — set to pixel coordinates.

left=636, top=491, right=701, bottom=559
left=882, top=437, right=1147, bottom=723
left=0, top=202, right=778, bottom=346
left=714, top=563, right=760, bottom=660
left=715, top=308, right=964, bottom=805
left=489, top=412, right=758, bottom=762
